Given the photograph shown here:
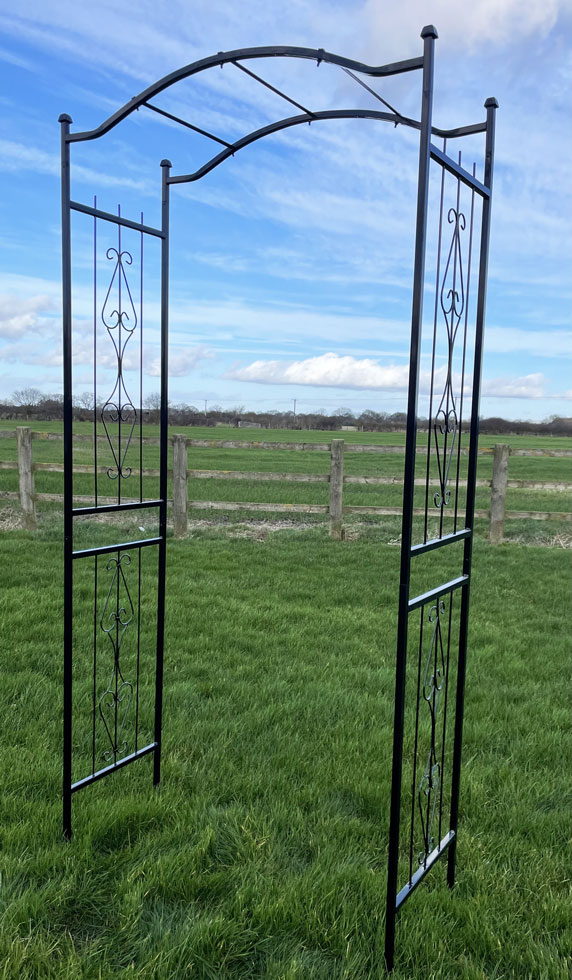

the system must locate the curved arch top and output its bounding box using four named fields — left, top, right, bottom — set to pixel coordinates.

left=62, top=41, right=489, bottom=187
left=66, top=45, right=424, bottom=145
left=168, top=108, right=415, bottom=185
